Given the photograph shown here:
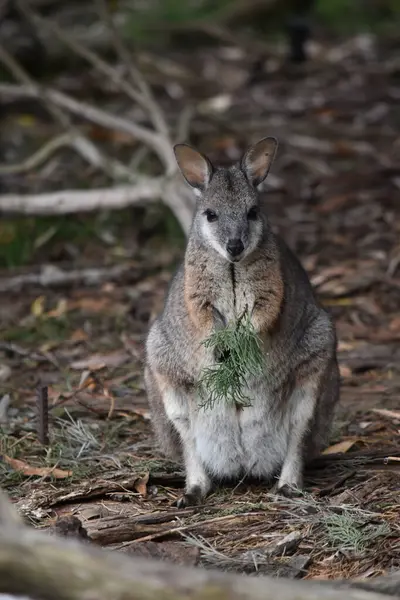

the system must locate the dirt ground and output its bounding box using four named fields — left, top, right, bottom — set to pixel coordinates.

left=0, top=33, right=399, bottom=582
